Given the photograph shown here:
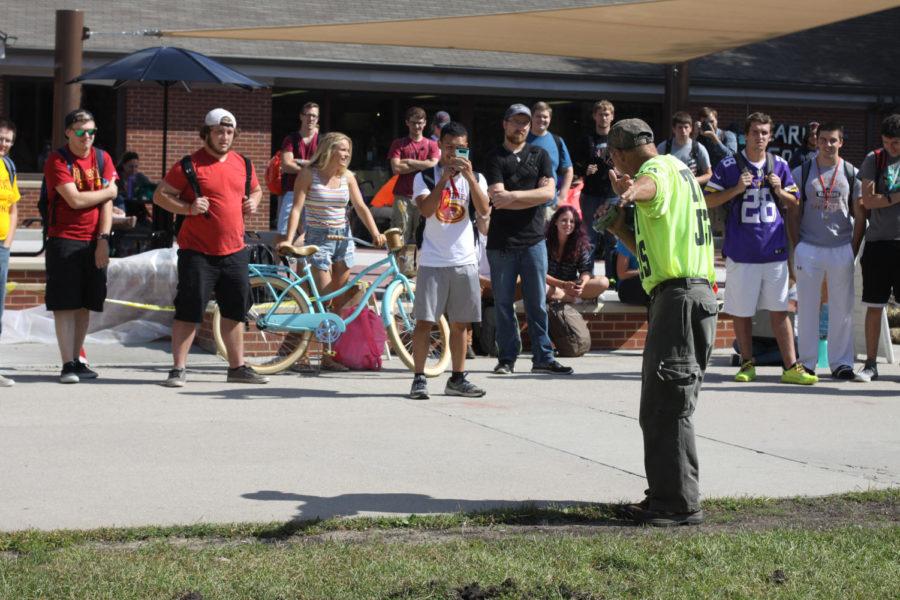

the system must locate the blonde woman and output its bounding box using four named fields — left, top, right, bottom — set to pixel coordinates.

left=278, top=132, right=385, bottom=370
